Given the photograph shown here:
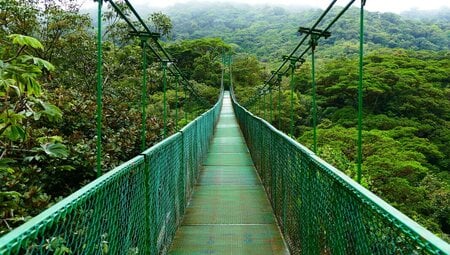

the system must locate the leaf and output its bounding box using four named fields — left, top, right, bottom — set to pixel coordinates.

left=33, top=112, right=42, bottom=121
left=0, top=79, right=20, bottom=96
left=5, top=125, right=26, bottom=141
left=40, top=143, right=69, bottom=158
left=39, top=101, right=63, bottom=121
left=0, top=158, right=16, bottom=174
left=56, top=165, right=75, bottom=171
left=20, top=55, right=55, bottom=71
left=0, top=158, right=15, bottom=166
left=23, top=74, right=42, bottom=96
left=0, top=191, right=21, bottom=200
left=8, top=34, right=44, bottom=50
left=36, top=135, right=64, bottom=144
